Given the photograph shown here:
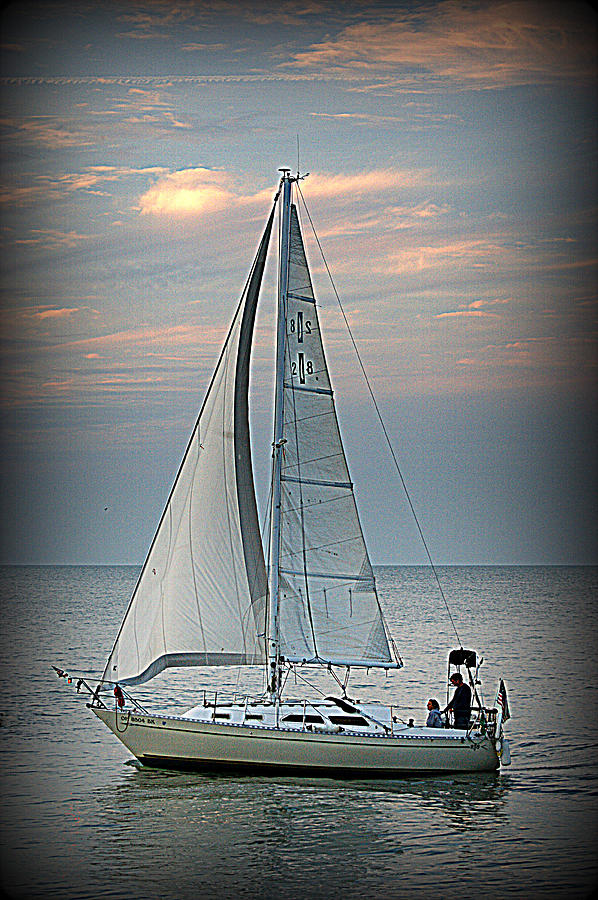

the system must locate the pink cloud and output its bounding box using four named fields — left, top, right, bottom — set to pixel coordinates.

left=287, top=1, right=595, bottom=88
left=0, top=165, right=170, bottom=209
left=137, top=167, right=236, bottom=217
left=14, top=229, right=92, bottom=249
left=436, top=297, right=514, bottom=318
left=305, top=168, right=432, bottom=199
left=4, top=305, right=102, bottom=328
left=136, top=165, right=438, bottom=219
left=373, top=236, right=531, bottom=276
left=0, top=115, right=92, bottom=148
left=54, top=322, right=227, bottom=356
left=435, top=310, right=500, bottom=319
left=25, top=307, right=86, bottom=321
left=181, top=43, right=227, bottom=52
